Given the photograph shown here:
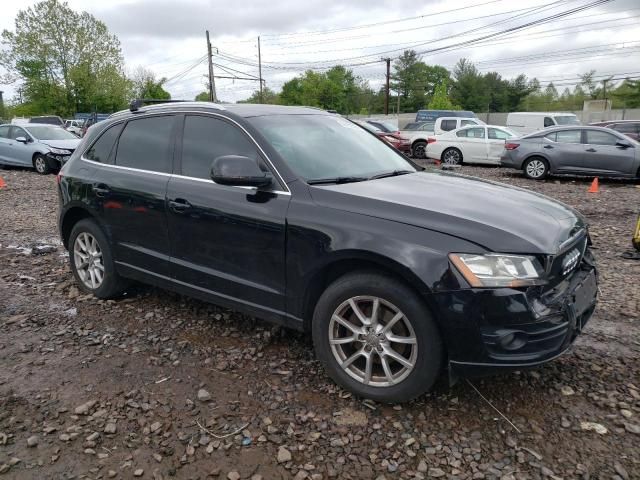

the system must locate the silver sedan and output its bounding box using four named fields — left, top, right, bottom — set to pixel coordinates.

left=500, top=126, right=640, bottom=180
left=0, top=123, right=81, bottom=174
